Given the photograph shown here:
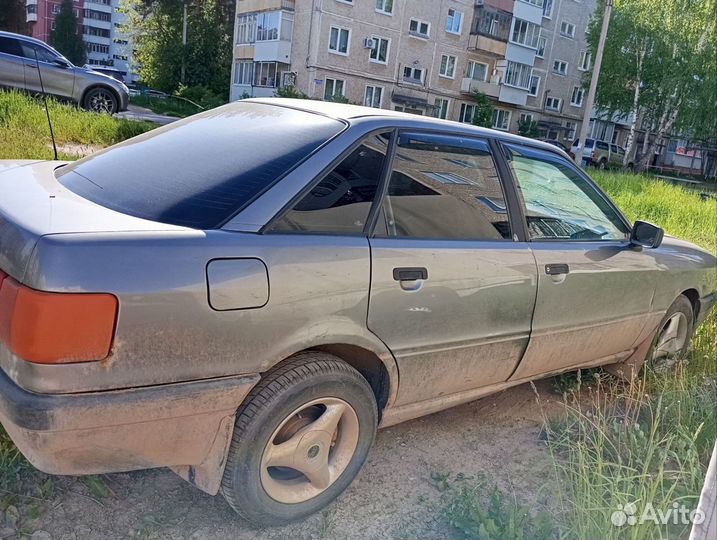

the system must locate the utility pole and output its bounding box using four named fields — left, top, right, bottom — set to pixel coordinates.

left=180, top=1, right=188, bottom=84
left=574, top=0, right=613, bottom=165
